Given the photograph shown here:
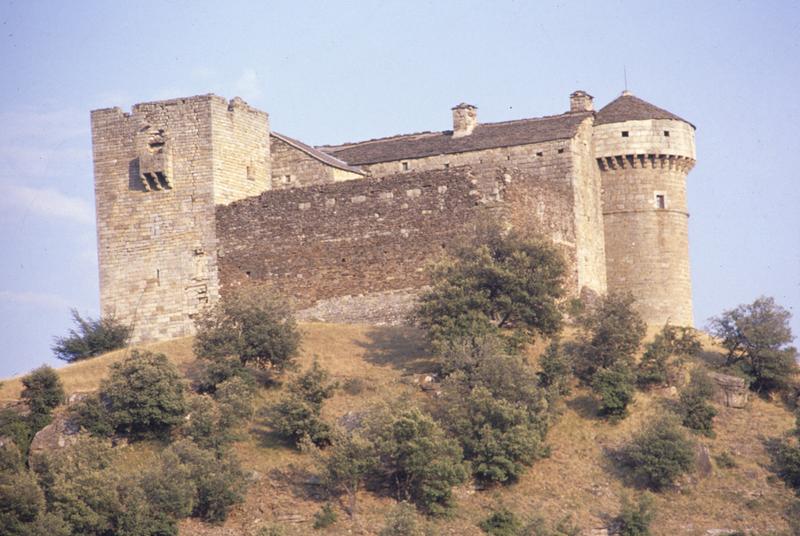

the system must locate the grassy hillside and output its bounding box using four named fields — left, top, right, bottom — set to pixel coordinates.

left=3, top=323, right=798, bottom=535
